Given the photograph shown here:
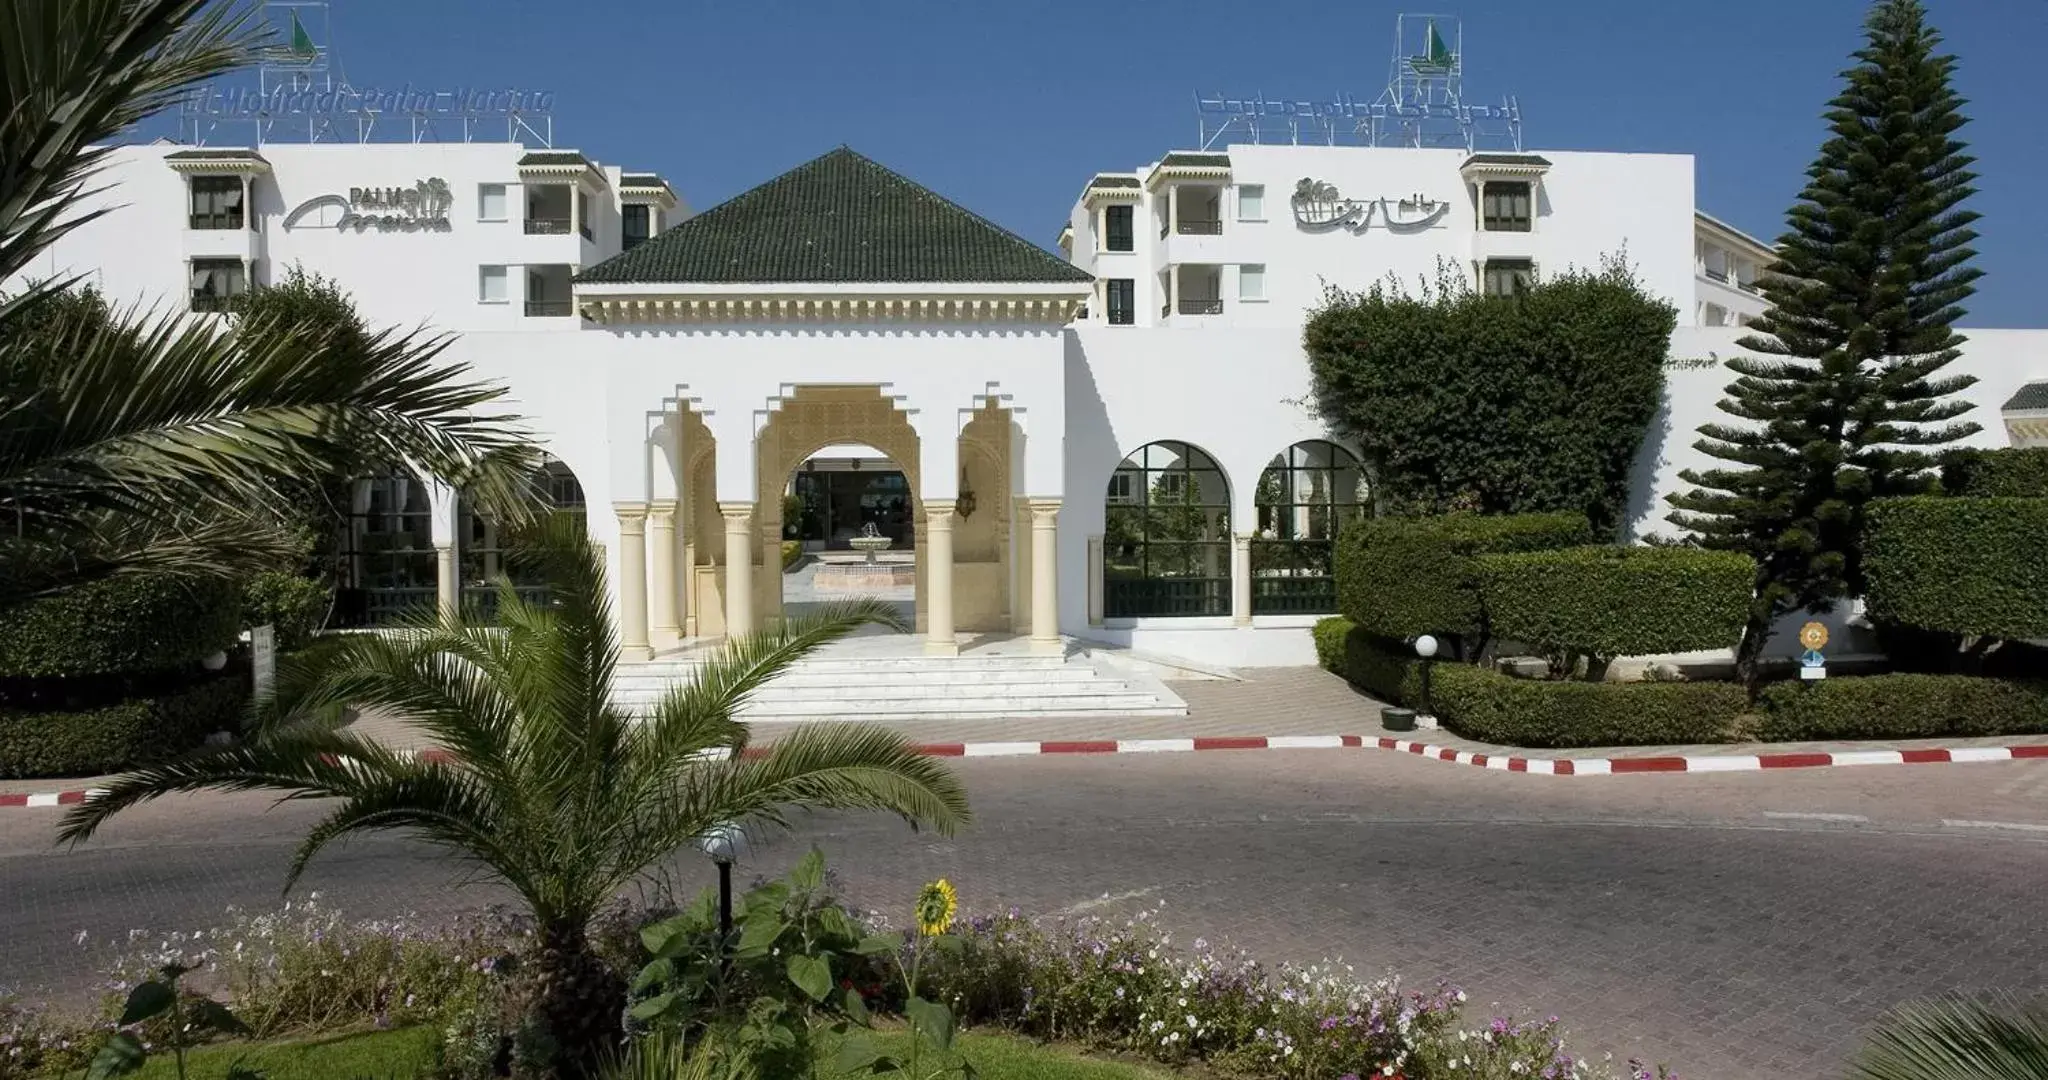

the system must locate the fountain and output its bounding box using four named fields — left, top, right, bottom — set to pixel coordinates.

left=812, top=522, right=916, bottom=592
left=848, top=521, right=894, bottom=564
